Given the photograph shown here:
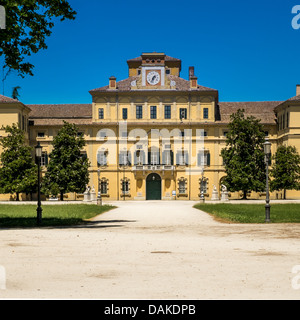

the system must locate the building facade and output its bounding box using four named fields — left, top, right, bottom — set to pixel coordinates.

left=0, top=52, right=300, bottom=201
